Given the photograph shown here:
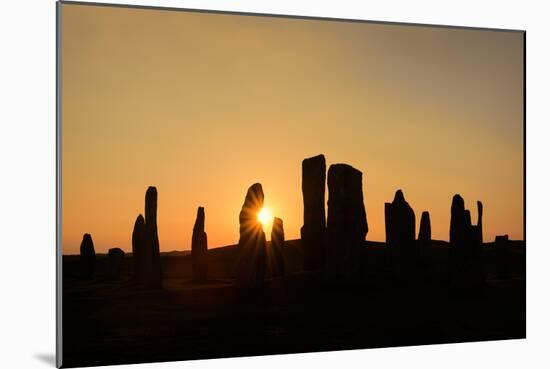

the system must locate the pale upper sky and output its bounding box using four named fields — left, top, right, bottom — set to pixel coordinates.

left=61, top=3, right=524, bottom=254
